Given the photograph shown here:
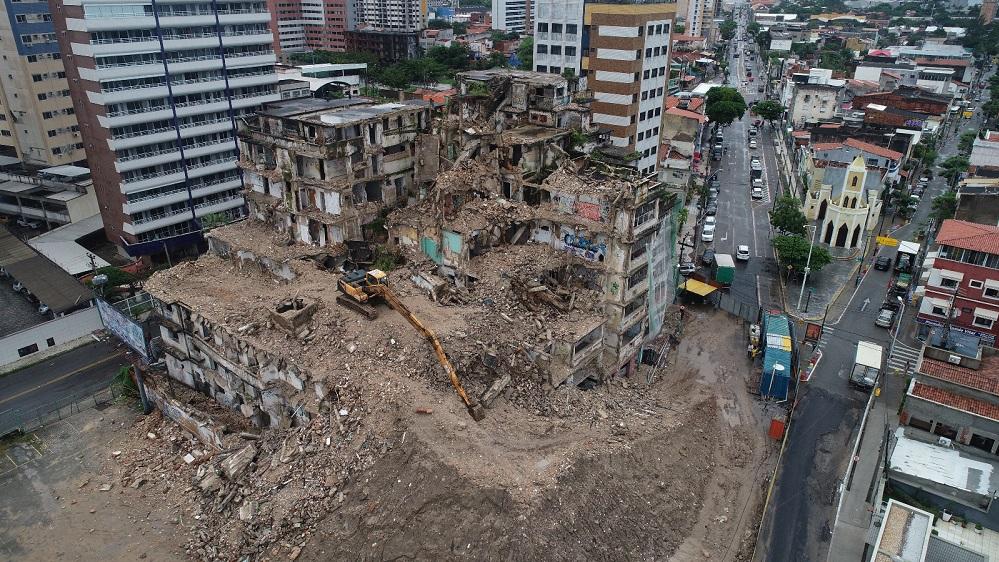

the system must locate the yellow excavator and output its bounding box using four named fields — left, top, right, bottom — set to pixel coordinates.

left=336, top=269, right=486, bottom=422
